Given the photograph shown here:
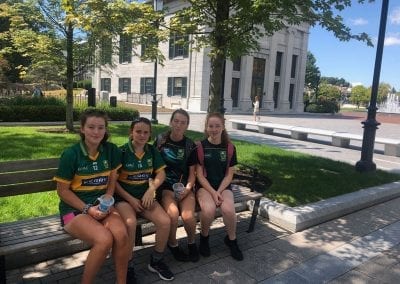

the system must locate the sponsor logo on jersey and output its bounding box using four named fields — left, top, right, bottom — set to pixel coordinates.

left=81, top=176, right=108, bottom=186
